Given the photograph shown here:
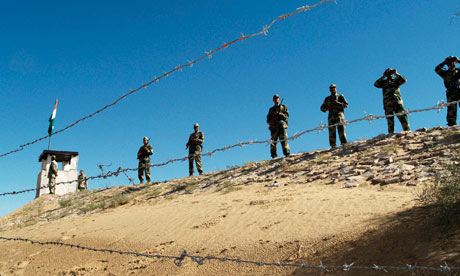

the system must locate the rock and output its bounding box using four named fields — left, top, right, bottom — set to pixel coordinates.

left=400, top=164, right=415, bottom=171
left=265, top=183, right=280, bottom=188
left=372, top=178, right=386, bottom=185
left=385, top=156, right=394, bottom=164
left=405, top=144, right=423, bottom=151
left=340, top=166, right=352, bottom=174
left=357, top=160, right=375, bottom=166
left=355, top=165, right=372, bottom=170
left=342, top=182, right=359, bottom=188
left=293, top=171, right=306, bottom=178
left=383, top=176, right=400, bottom=185
left=406, top=182, right=418, bottom=186
left=363, top=171, right=376, bottom=180
left=401, top=175, right=414, bottom=181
